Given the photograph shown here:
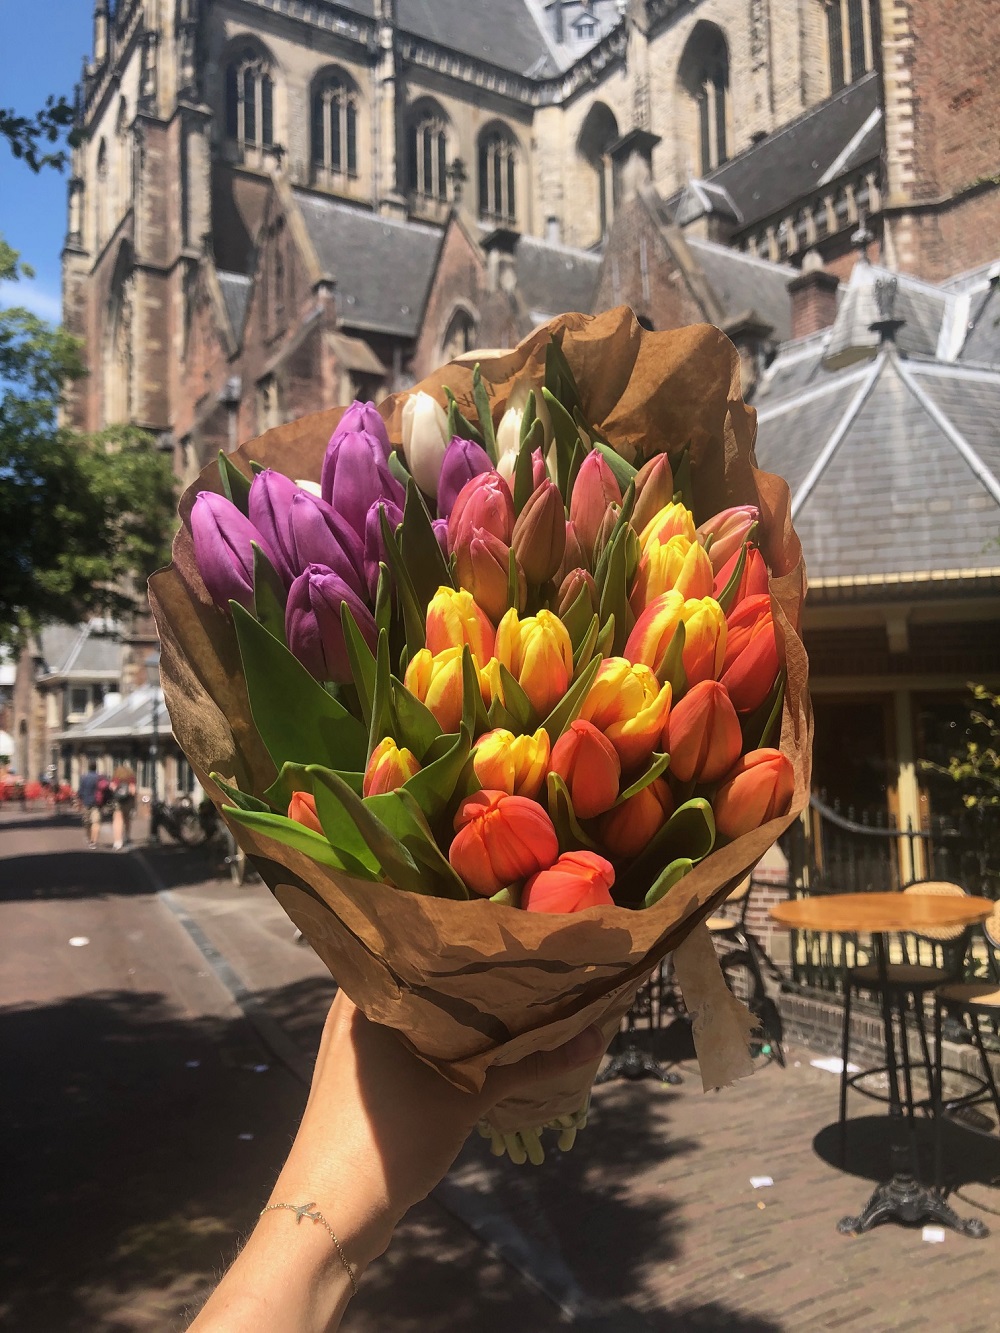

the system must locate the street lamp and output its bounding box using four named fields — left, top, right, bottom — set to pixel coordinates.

left=144, top=650, right=161, bottom=838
